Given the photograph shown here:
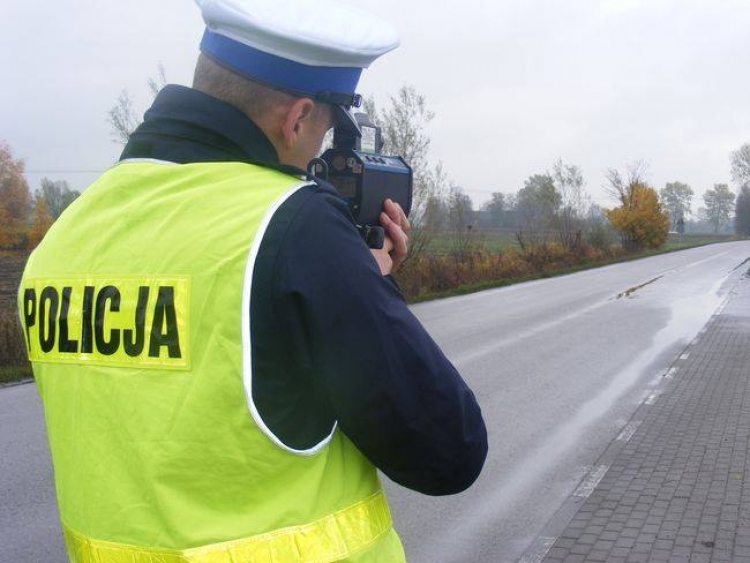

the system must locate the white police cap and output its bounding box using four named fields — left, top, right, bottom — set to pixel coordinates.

left=195, top=0, right=399, bottom=136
